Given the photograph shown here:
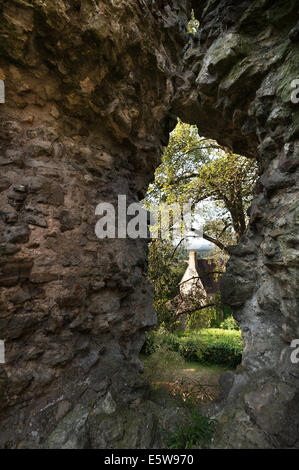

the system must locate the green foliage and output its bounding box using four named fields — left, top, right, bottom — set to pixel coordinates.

left=166, top=409, right=215, bottom=449
left=190, top=329, right=242, bottom=367
left=220, top=315, right=240, bottom=330
left=142, top=328, right=243, bottom=368
left=178, top=338, right=202, bottom=362
left=186, top=305, right=217, bottom=330
left=145, top=119, right=258, bottom=249
left=142, top=325, right=180, bottom=355
left=198, top=152, right=257, bottom=238
left=208, top=297, right=235, bottom=328
left=147, top=239, right=187, bottom=329
left=142, top=345, right=185, bottom=383
left=187, top=10, right=200, bottom=35
left=147, top=240, right=226, bottom=331
left=187, top=292, right=235, bottom=330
